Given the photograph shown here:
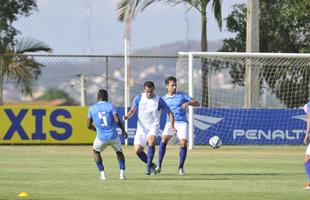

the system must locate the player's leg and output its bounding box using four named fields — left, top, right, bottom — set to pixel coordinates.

left=176, top=122, right=189, bottom=175
left=157, top=123, right=172, bottom=173
left=304, top=145, right=310, bottom=189
left=111, top=137, right=126, bottom=180
left=134, top=129, right=148, bottom=164
left=93, top=138, right=108, bottom=180
left=146, top=134, right=156, bottom=175
left=178, top=139, right=187, bottom=175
